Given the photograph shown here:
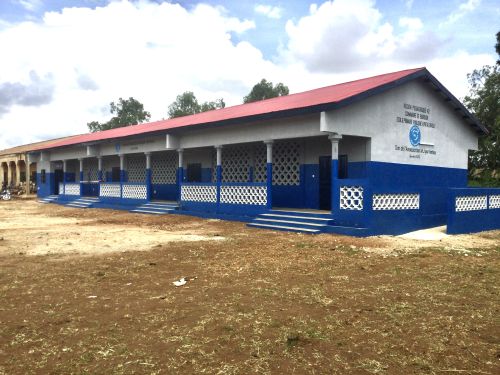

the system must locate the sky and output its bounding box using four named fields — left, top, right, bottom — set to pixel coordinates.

left=0, top=0, right=498, bottom=150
